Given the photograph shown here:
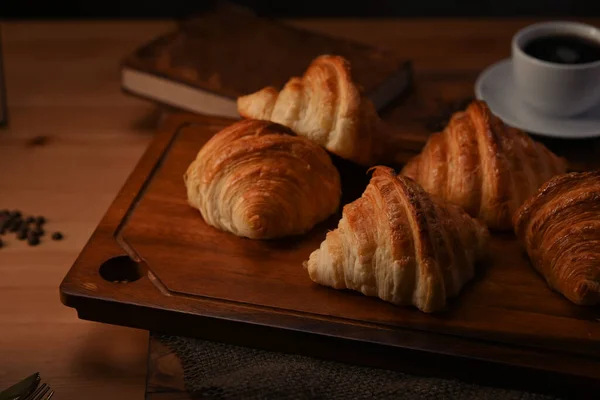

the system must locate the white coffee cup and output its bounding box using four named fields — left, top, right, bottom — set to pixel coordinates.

left=511, top=21, right=600, bottom=117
